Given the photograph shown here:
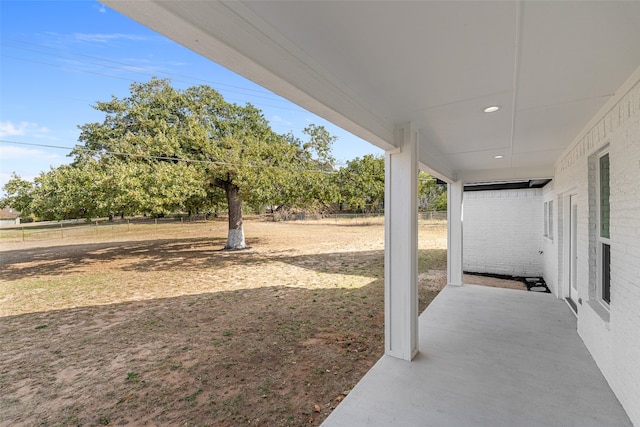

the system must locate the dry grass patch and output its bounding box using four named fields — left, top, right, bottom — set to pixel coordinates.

left=1, top=217, right=451, bottom=426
